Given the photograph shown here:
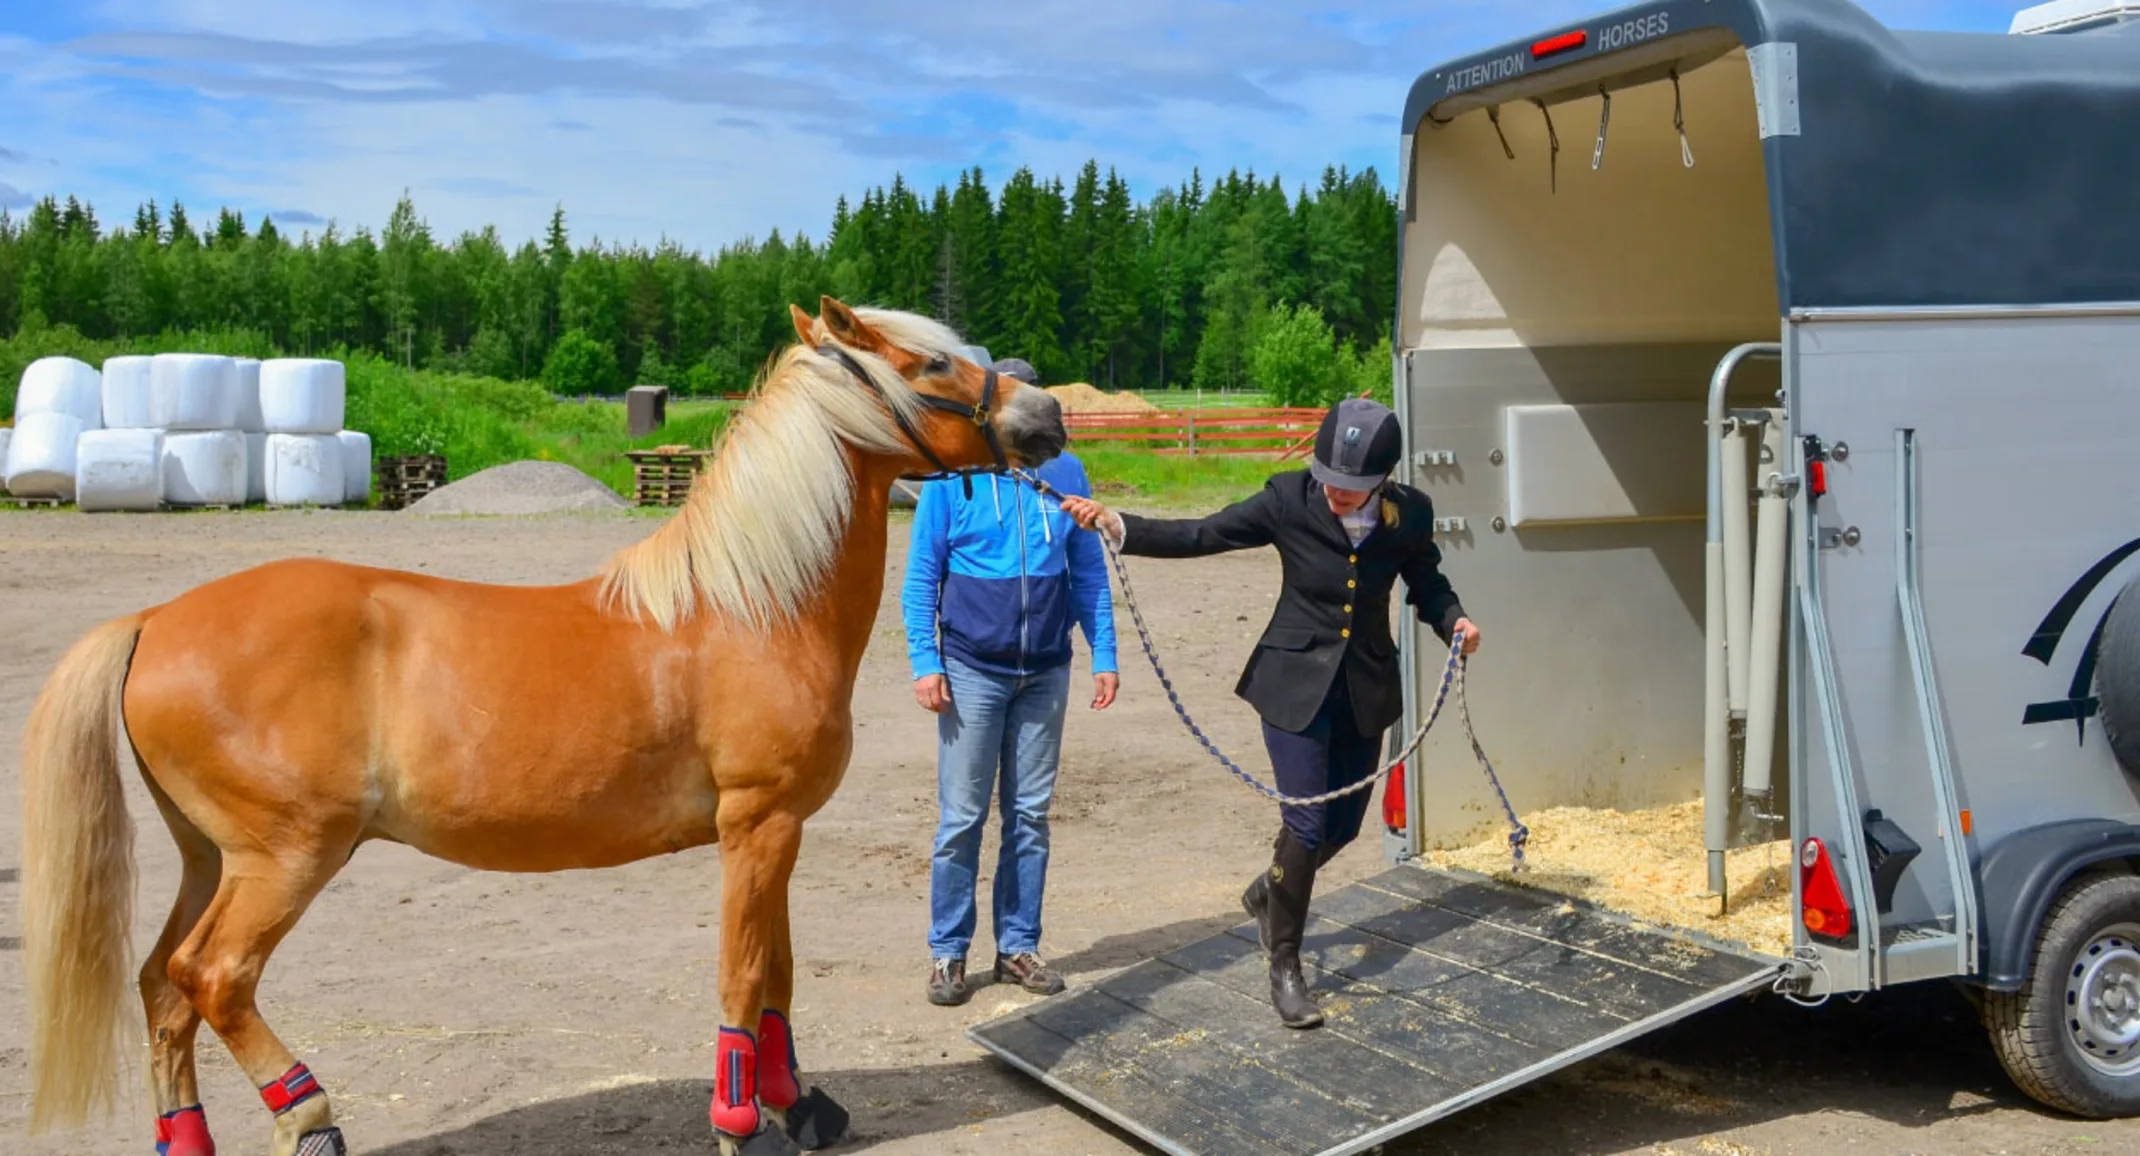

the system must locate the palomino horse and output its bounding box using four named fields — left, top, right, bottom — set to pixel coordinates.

left=20, top=297, right=1067, bottom=1156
